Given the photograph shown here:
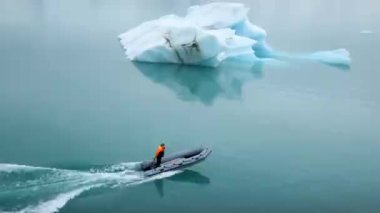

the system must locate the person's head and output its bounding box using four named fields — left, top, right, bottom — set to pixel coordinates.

left=160, top=143, right=165, bottom=147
